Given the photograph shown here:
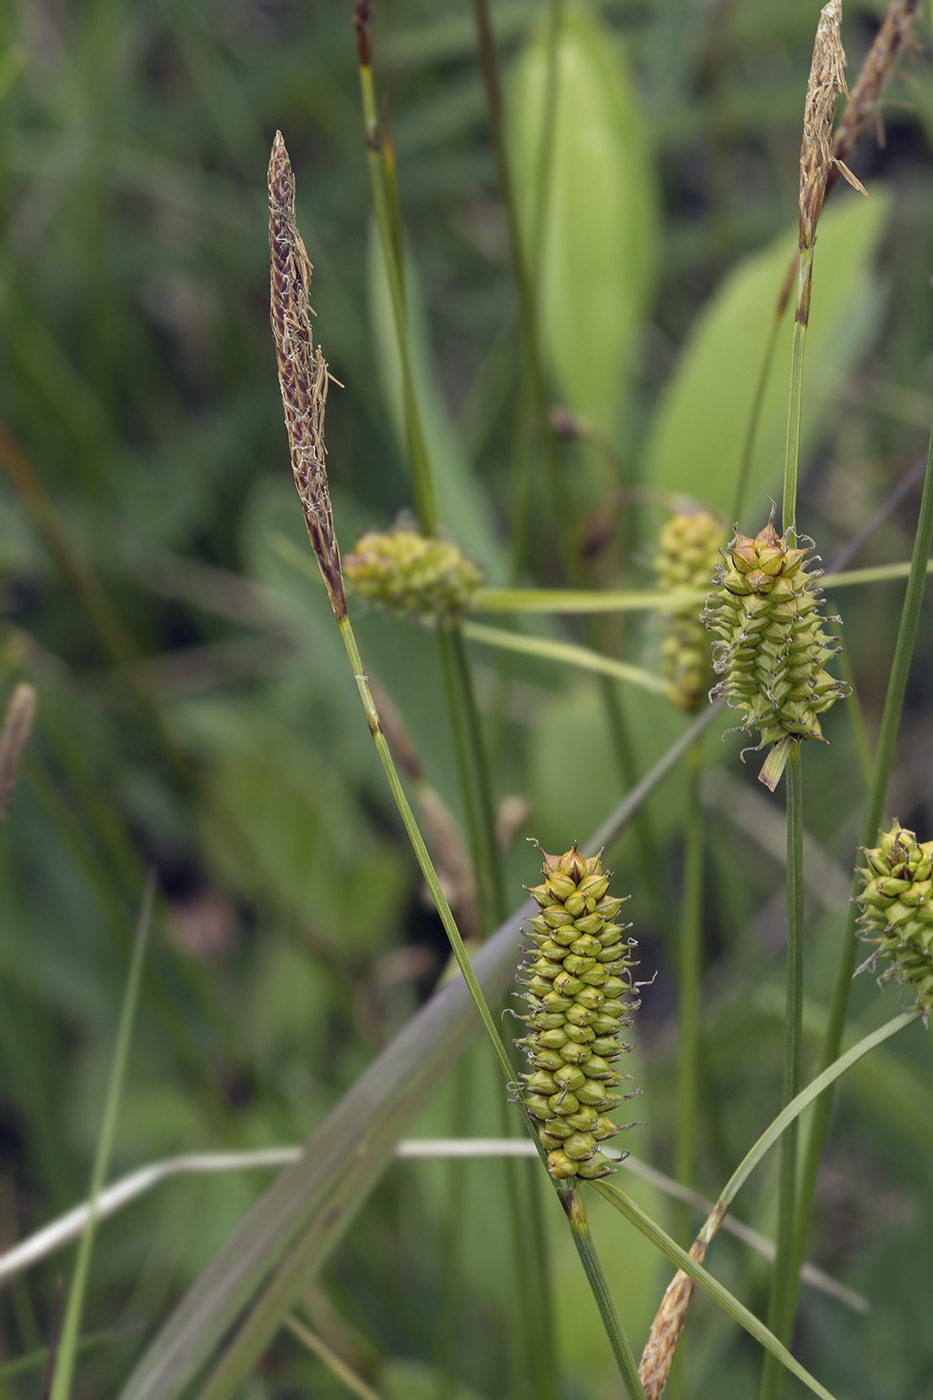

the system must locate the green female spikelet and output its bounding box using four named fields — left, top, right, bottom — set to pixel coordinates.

left=702, top=517, right=846, bottom=789
left=344, top=528, right=481, bottom=625
left=518, top=845, right=640, bottom=1182
left=654, top=508, right=723, bottom=711
left=855, top=821, right=933, bottom=1022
